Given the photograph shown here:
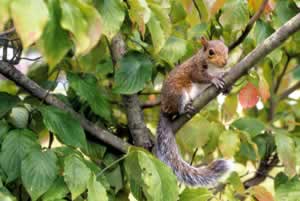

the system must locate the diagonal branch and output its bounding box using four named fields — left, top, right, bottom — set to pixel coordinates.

left=172, top=13, right=300, bottom=133
left=0, top=61, right=130, bottom=153
left=279, top=81, right=300, bottom=101
left=229, top=0, right=269, bottom=51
